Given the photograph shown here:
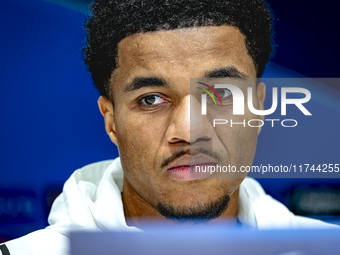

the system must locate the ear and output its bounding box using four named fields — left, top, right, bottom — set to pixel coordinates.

left=98, top=96, right=118, bottom=146
left=256, top=82, right=266, bottom=135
